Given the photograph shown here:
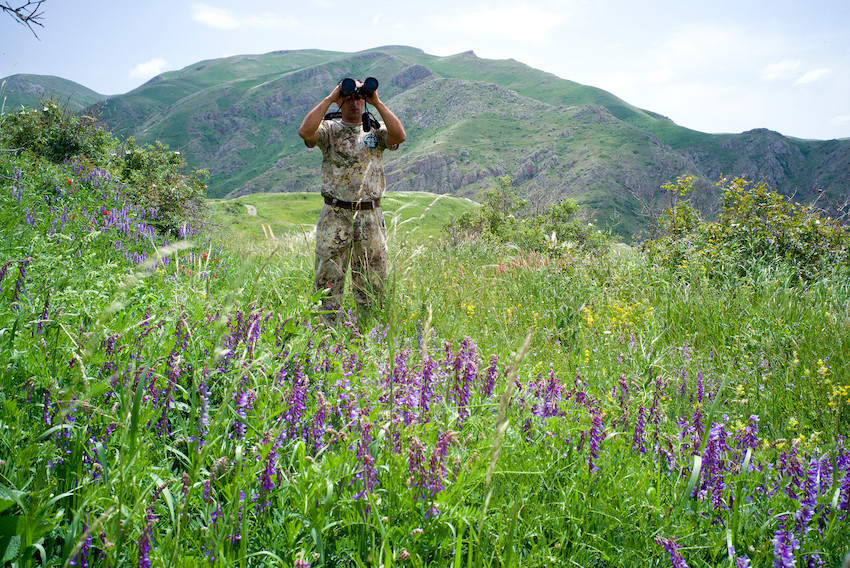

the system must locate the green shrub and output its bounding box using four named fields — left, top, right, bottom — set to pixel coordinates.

left=644, top=175, right=850, bottom=280
left=118, top=138, right=209, bottom=236
left=443, top=174, right=612, bottom=255
left=1, top=103, right=208, bottom=236
left=0, top=98, right=116, bottom=166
